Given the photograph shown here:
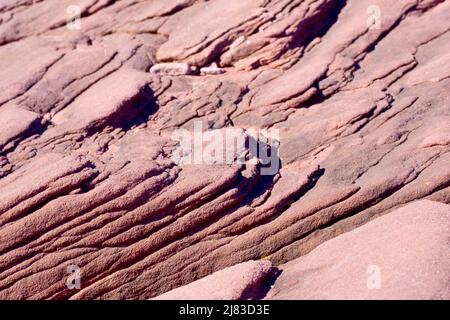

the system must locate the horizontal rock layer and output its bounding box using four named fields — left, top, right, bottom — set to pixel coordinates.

left=152, top=200, right=450, bottom=300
